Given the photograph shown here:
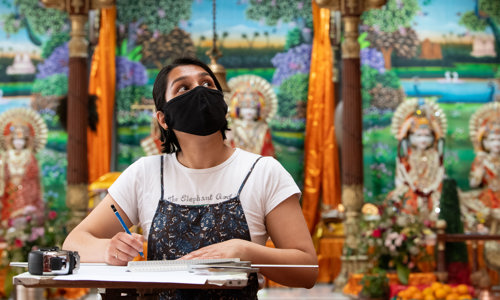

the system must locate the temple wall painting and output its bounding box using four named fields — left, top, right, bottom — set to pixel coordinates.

left=0, top=0, right=498, bottom=212
left=0, top=0, right=312, bottom=211
left=361, top=0, right=499, bottom=202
